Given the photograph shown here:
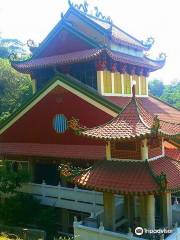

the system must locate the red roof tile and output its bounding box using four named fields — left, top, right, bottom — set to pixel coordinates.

left=75, top=160, right=159, bottom=194
left=150, top=156, right=180, bottom=191
left=81, top=97, right=180, bottom=140
left=75, top=156, right=180, bottom=194
left=0, top=143, right=106, bottom=160
left=12, top=49, right=164, bottom=73
left=165, top=148, right=180, bottom=161
left=106, top=96, right=180, bottom=124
